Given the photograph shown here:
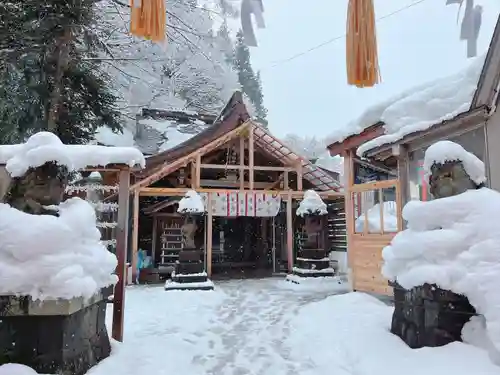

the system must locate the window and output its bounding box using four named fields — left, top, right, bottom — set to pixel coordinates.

left=408, top=126, right=487, bottom=201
